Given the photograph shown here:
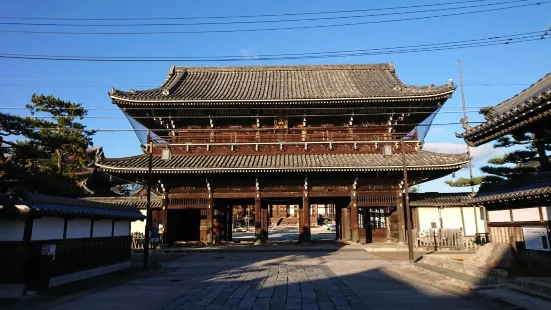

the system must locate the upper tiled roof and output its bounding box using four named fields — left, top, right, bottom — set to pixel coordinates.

left=109, top=63, right=455, bottom=104
left=409, top=192, right=473, bottom=207
left=94, top=152, right=468, bottom=174
left=457, top=73, right=551, bottom=146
